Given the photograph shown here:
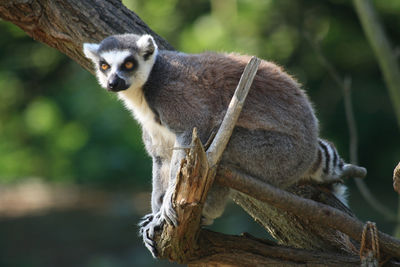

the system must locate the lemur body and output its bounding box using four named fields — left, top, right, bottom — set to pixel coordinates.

left=83, top=34, right=366, bottom=257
